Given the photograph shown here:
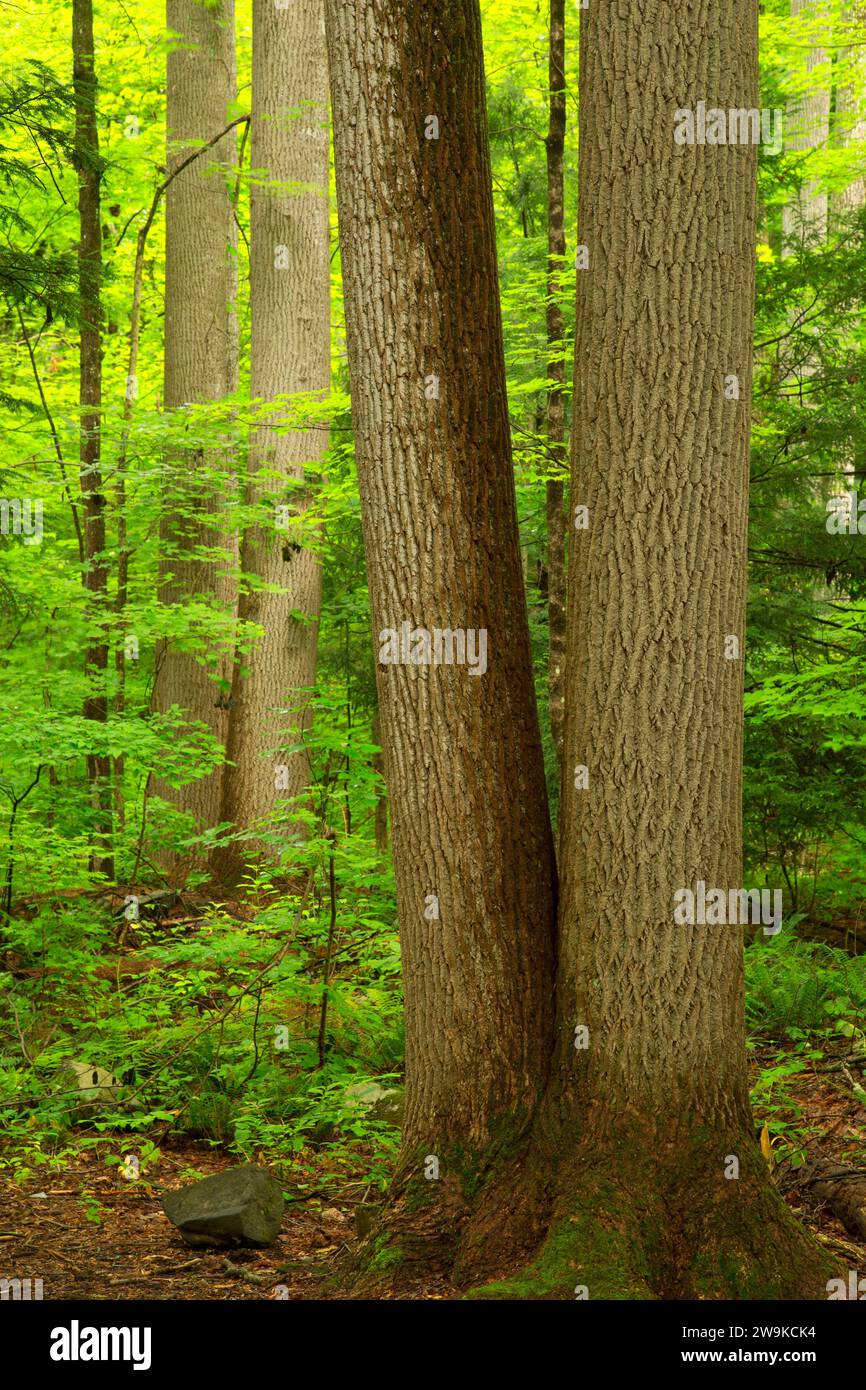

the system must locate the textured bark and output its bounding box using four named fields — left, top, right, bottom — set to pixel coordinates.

left=73, top=0, right=113, bottom=878
left=783, top=0, right=831, bottom=246
left=321, top=0, right=836, bottom=1302
left=558, top=0, right=758, bottom=1145
left=462, top=0, right=836, bottom=1299
left=832, top=6, right=866, bottom=215
left=371, top=710, right=388, bottom=856
left=545, top=0, right=567, bottom=770
left=153, top=0, right=238, bottom=852
left=326, top=0, right=557, bottom=1264
left=558, top=0, right=758, bottom=1113
left=217, top=0, right=330, bottom=881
